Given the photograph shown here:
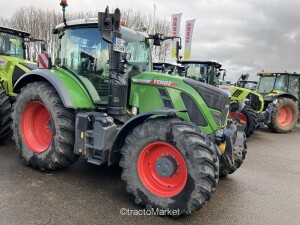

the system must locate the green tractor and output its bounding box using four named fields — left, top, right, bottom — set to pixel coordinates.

left=179, top=60, right=263, bottom=137
left=6, top=3, right=247, bottom=216
left=257, top=72, right=299, bottom=133
left=0, top=26, right=38, bottom=143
